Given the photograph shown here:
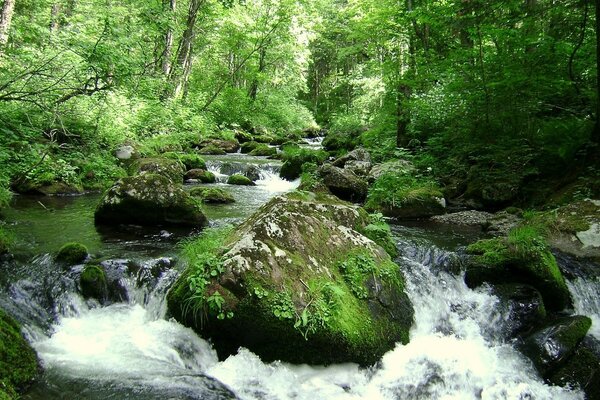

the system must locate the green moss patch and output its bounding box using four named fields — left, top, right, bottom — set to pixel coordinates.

left=0, top=309, right=38, bottom=398
left=227, top=174, right=255, bottom=186
left=189, top=187, right=235, bottom=204
left=56, top=242, right=88, bottom=265
left=466, top=226, right=571, bottom=311
left=80, top=265, right=108, bottom=300
left=248, top=144, right=277, bottom=157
